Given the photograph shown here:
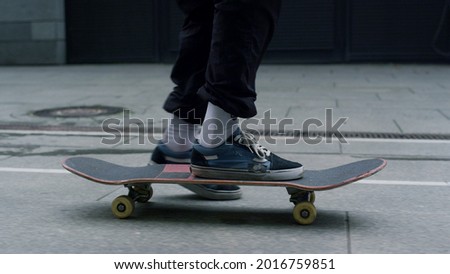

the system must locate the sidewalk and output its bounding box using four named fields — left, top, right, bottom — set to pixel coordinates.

left=1, top=64, right=449, bottom=161
left=0, top=64, right=449, bottom=253
left=1, top=64, right=450, bottom=134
